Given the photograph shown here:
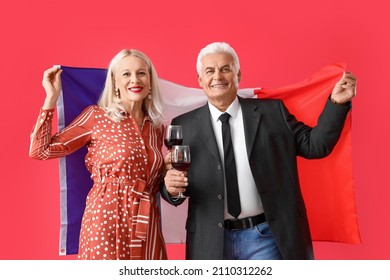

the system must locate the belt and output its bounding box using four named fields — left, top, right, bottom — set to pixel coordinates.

left=224, top=213, right=266, bottom=230
left=98, top=177, right=132, bottom=184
